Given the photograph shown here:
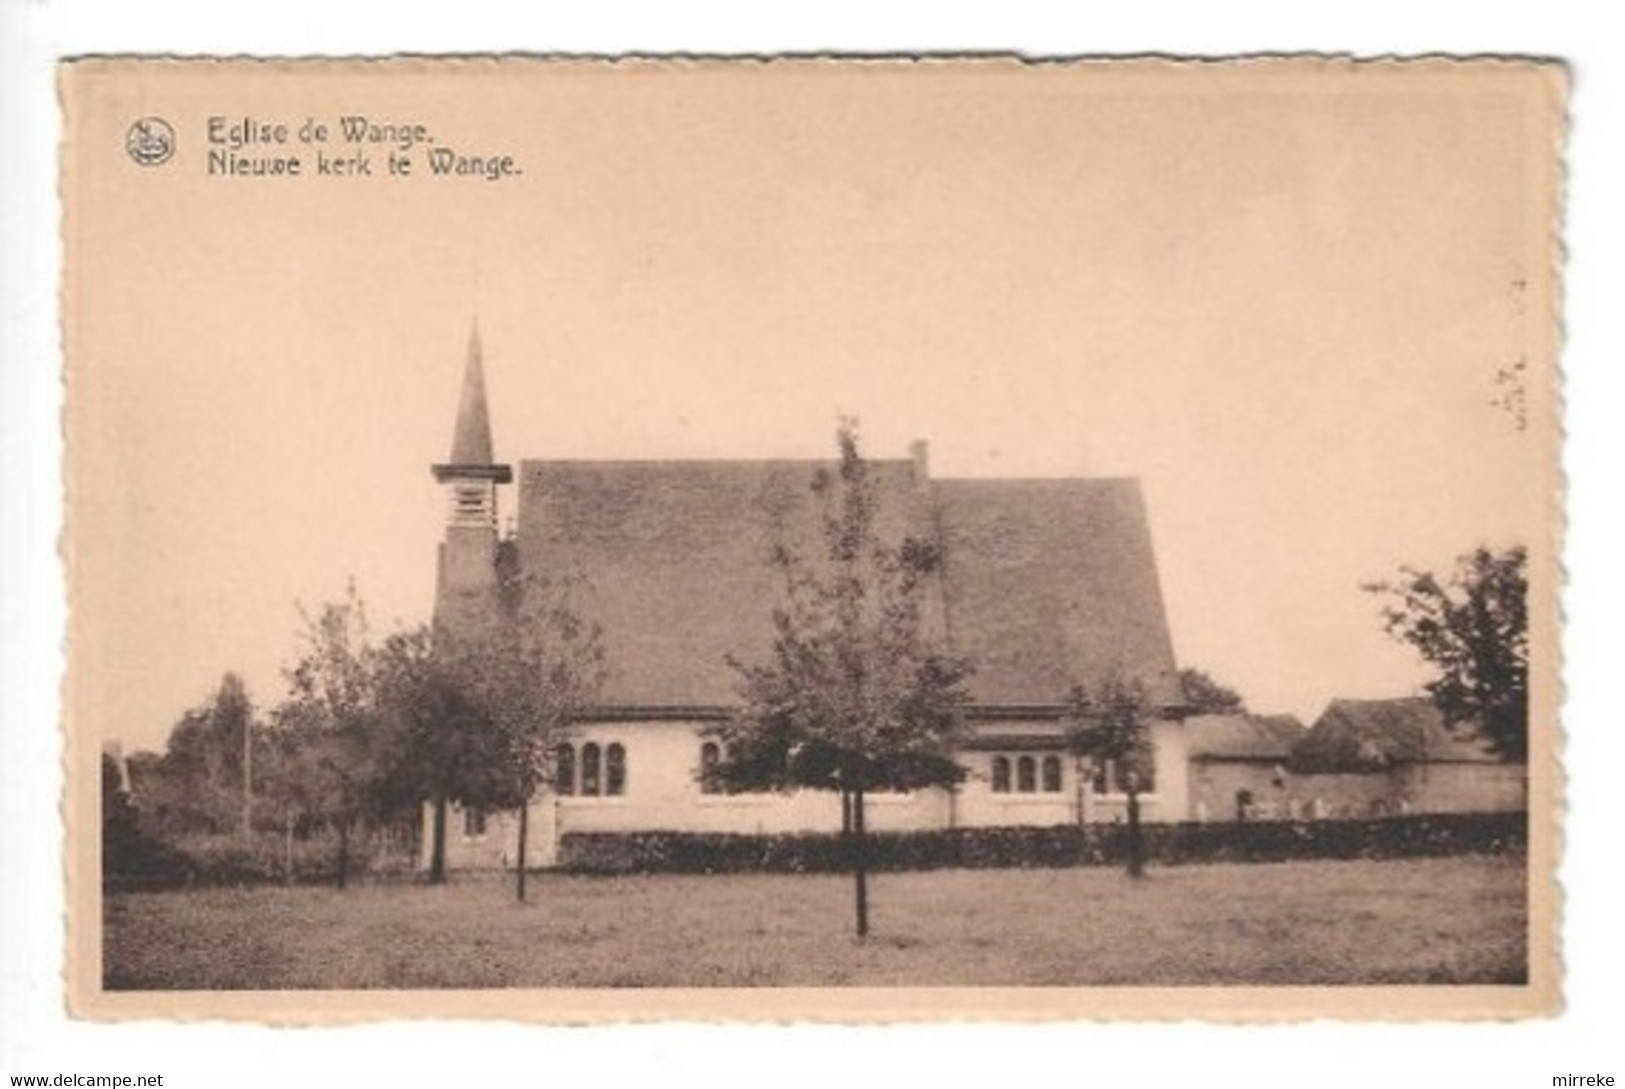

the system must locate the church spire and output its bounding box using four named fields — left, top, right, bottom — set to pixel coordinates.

left=448, top=321, right=496, bottom=466
left=430, top=321, right=512, bottom=648
left=433, top=322, right=511, bottom=521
